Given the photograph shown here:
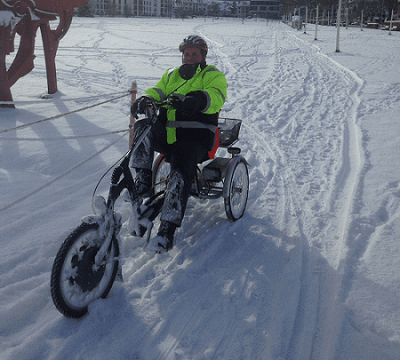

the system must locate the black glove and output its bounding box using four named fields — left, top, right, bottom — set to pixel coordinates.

left=131, top=96, right=153, bottom=117
left=181, top=96, right=200, bottom=117
left=181, top=91, right=206, bottom=117
left=167, top=95, right=183, bottom=110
